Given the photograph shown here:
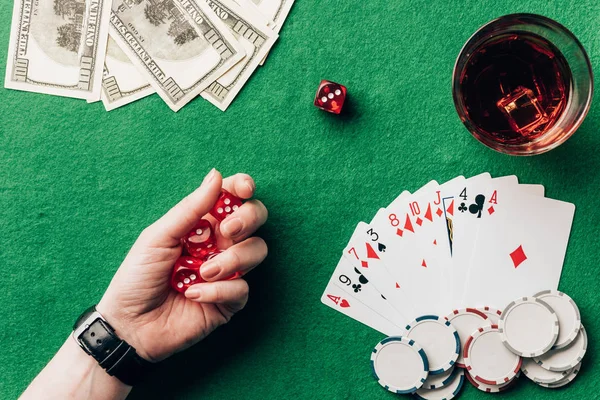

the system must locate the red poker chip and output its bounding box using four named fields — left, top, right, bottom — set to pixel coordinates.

left=463, top=324, right=522, bottom=385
